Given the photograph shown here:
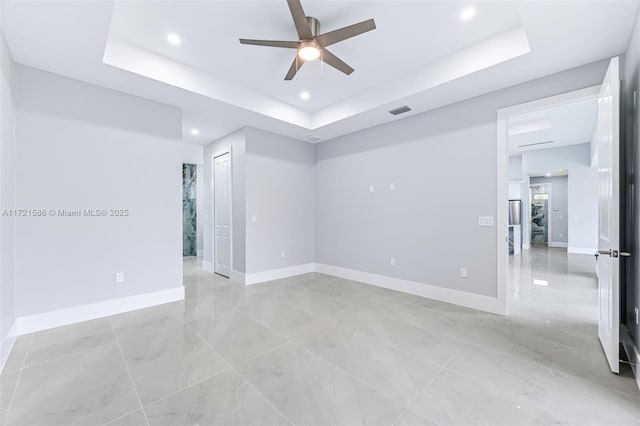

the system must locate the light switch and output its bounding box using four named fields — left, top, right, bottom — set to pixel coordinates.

left=390, top=257, right=396, bottom=266
left=390, top=183, right=396, bottom=192
left=251, top=214, right=257, bottom=223
left=369, top=184, right=375, bottom=193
